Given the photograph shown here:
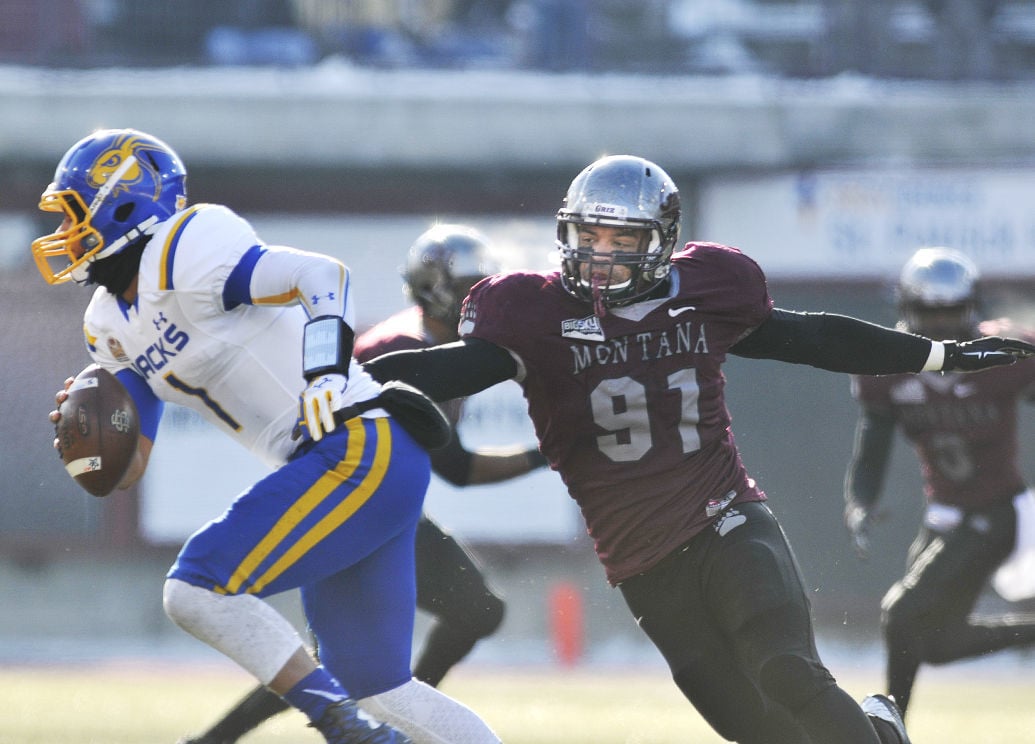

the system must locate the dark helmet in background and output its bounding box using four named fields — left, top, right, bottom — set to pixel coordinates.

left=402, top=224, right=500, bottom=325
left=897, top=247, right=980, bottom=339
left=557, top=155, right=681, bottom=312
